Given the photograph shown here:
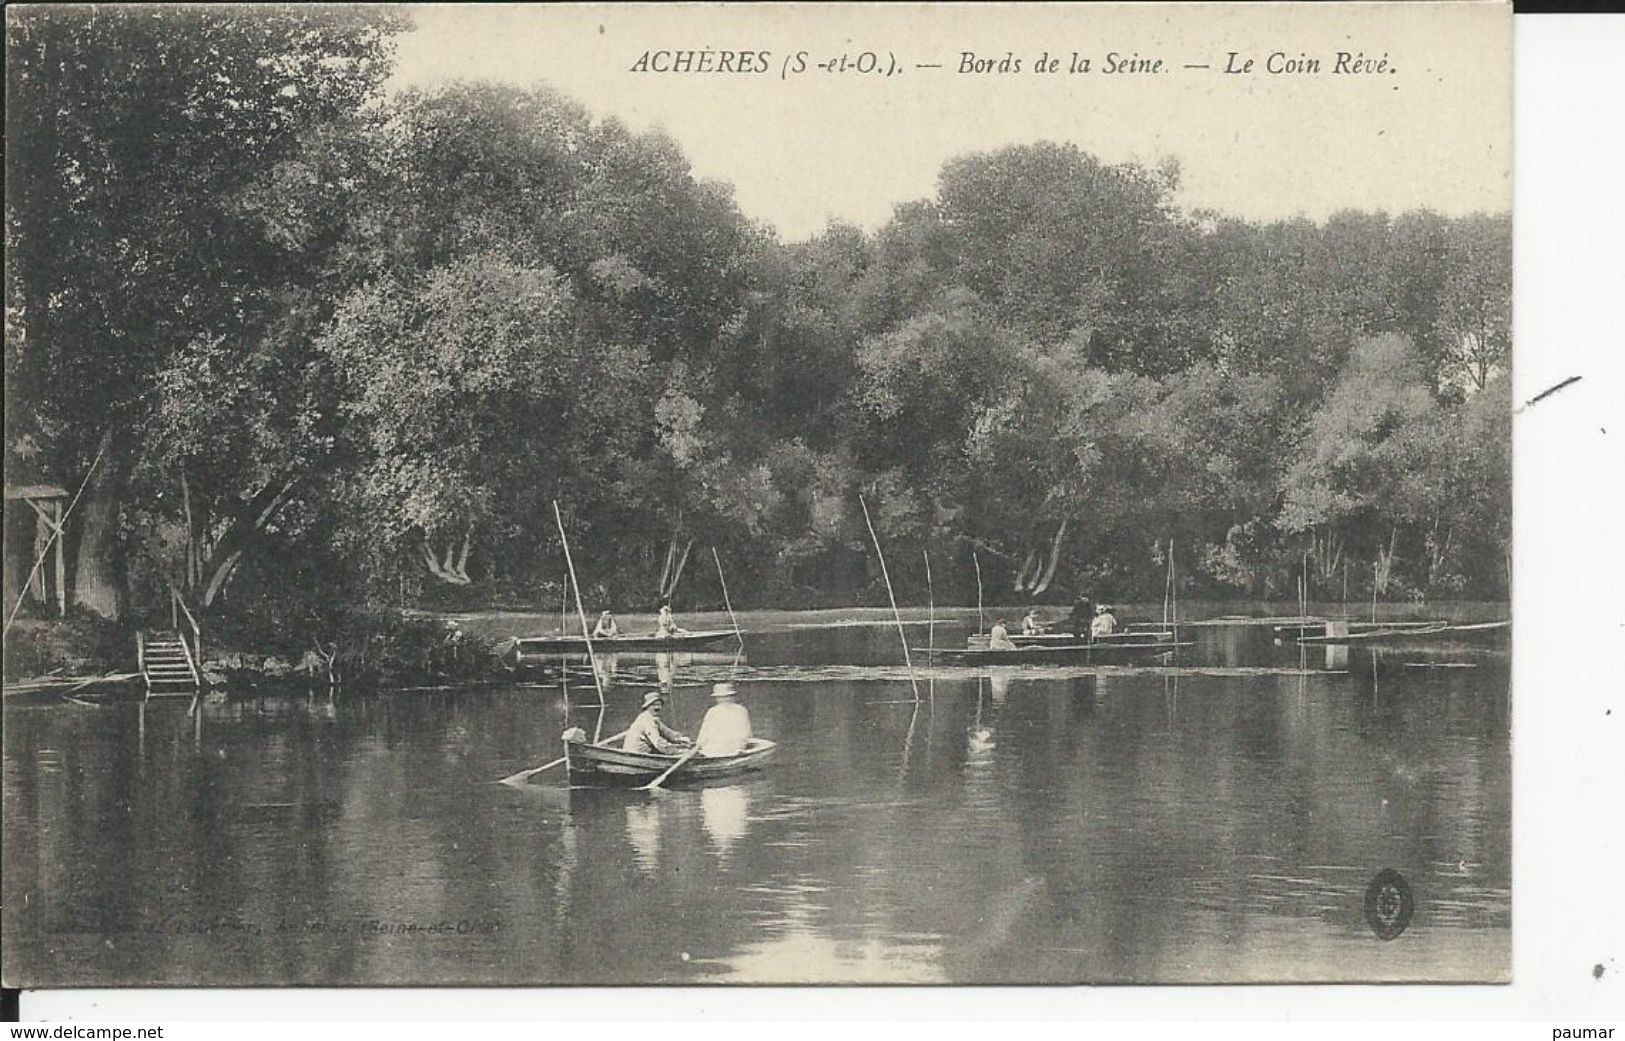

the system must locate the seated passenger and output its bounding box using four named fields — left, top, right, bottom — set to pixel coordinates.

left=1021, top=609, right=1047, bottom=636
left=988, top=619, right=1019, bottom=651
left=622, top=691, right=692, bottom=755
left=694, top=682, right=753, bottom=757
left=592, top=610, right=619, bottom=639
left=656, top=599, right=687, bottom=637
left=1090, top=604, right=1118, bottom=638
